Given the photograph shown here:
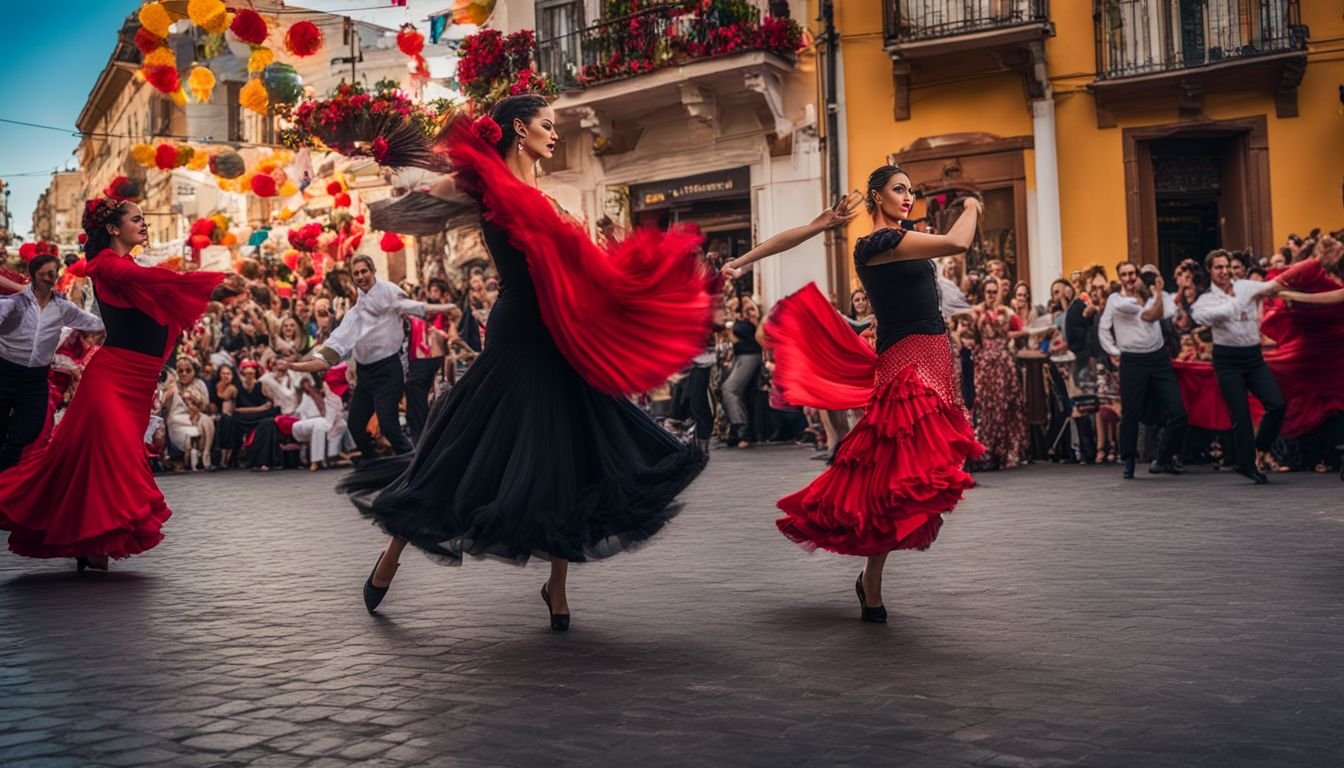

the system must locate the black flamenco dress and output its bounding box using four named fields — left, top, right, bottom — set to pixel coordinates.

left=0, top=250, right=224, bottom=559
left=338, top=118, right=718, bottom=564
